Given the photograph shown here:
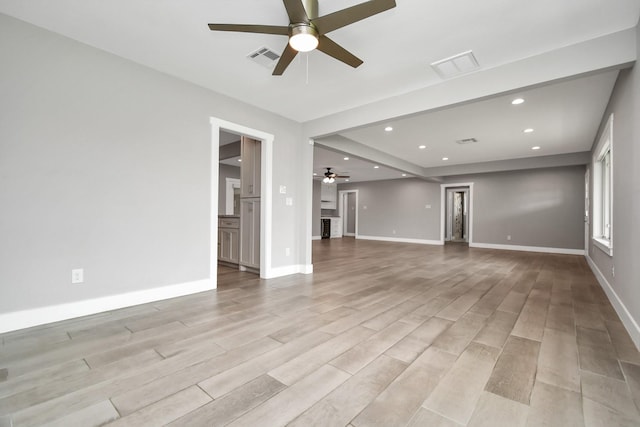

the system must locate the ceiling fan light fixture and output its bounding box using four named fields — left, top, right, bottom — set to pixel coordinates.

left=289, top=24, right=318, bottom=52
